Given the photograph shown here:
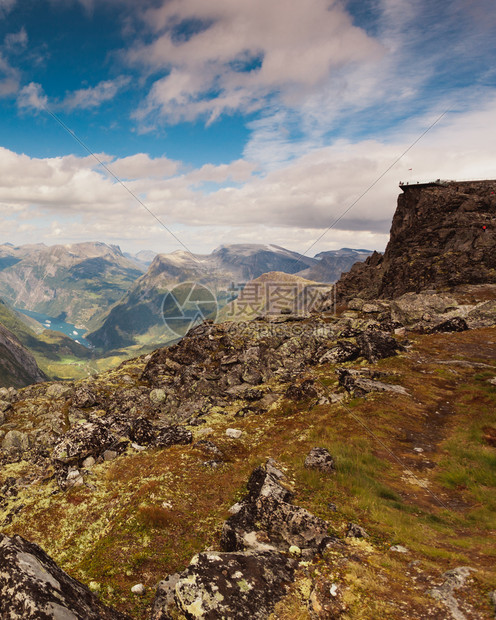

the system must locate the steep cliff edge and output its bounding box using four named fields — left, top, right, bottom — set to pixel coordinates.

left=336, top=180, right=496, bottom=300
